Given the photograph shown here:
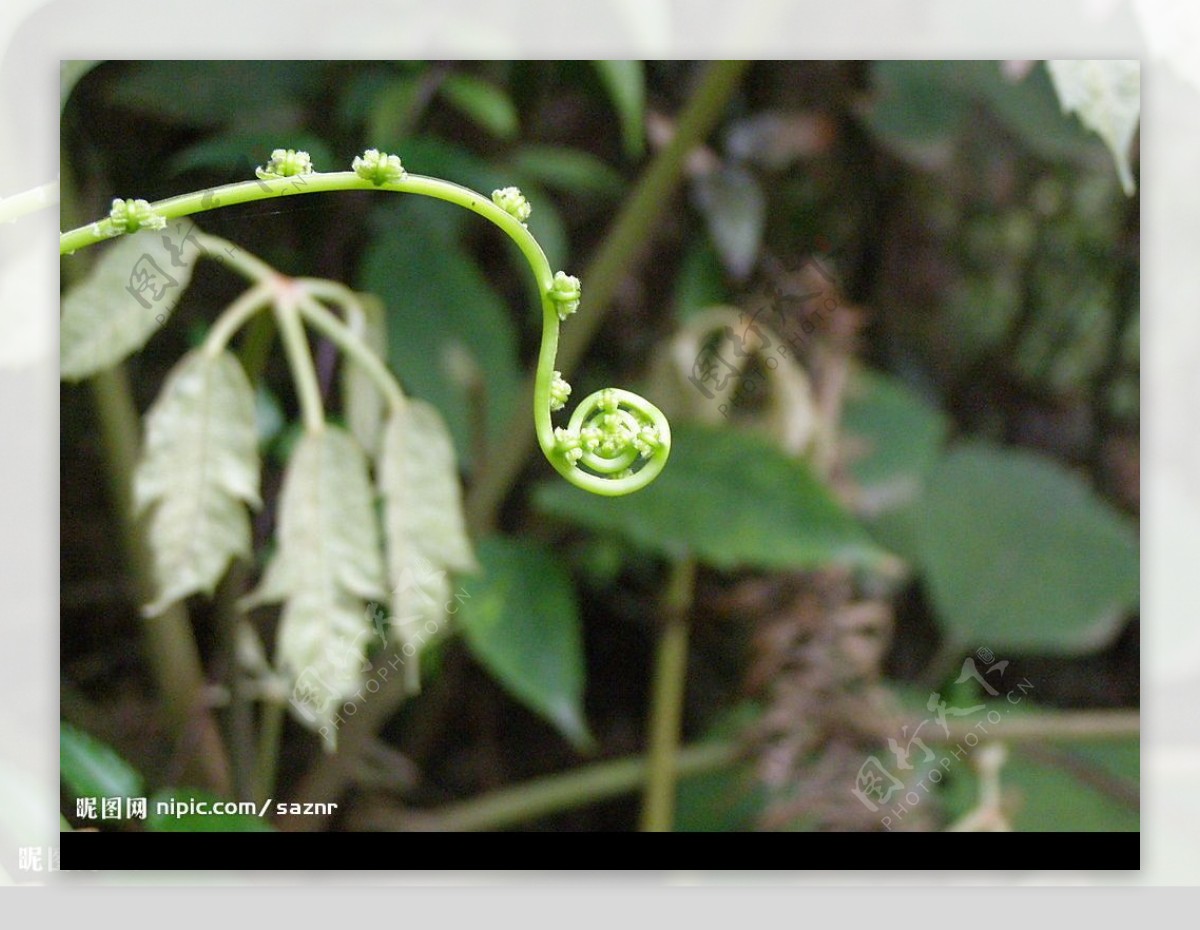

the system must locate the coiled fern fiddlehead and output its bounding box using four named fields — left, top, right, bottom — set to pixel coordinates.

left=59, top=148, right=671, bottom=496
